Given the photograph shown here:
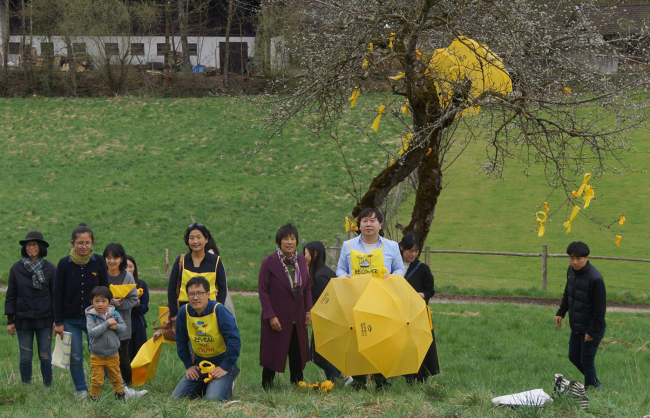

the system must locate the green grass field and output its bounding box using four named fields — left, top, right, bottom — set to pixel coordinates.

left=0, top=97, right=648, bottom=302
left=0, top=293, right=648, bottom=417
